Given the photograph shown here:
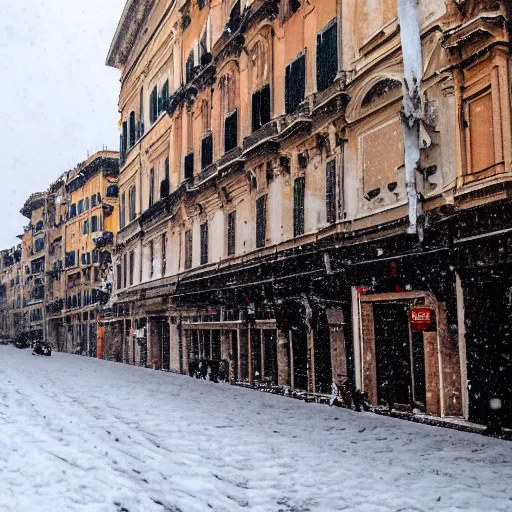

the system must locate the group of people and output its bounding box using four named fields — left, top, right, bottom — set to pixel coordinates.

left=188, top=354, right=234, bottom=384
